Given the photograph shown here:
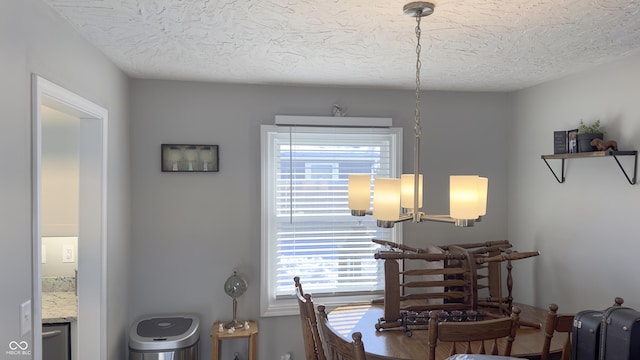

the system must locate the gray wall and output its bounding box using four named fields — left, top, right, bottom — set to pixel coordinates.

left=42, top=108, right=79, bottom=237
left=15, top=1, right=638, bottom=358
left=41, top=111, right=79, bottom=278
left=41, top=237, right=78, bottom=278
left=130, top=80, right=510, bottom=359
left=509, top=51, right=640, bottom=311
left=0, top=0, right=131, bottom=359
